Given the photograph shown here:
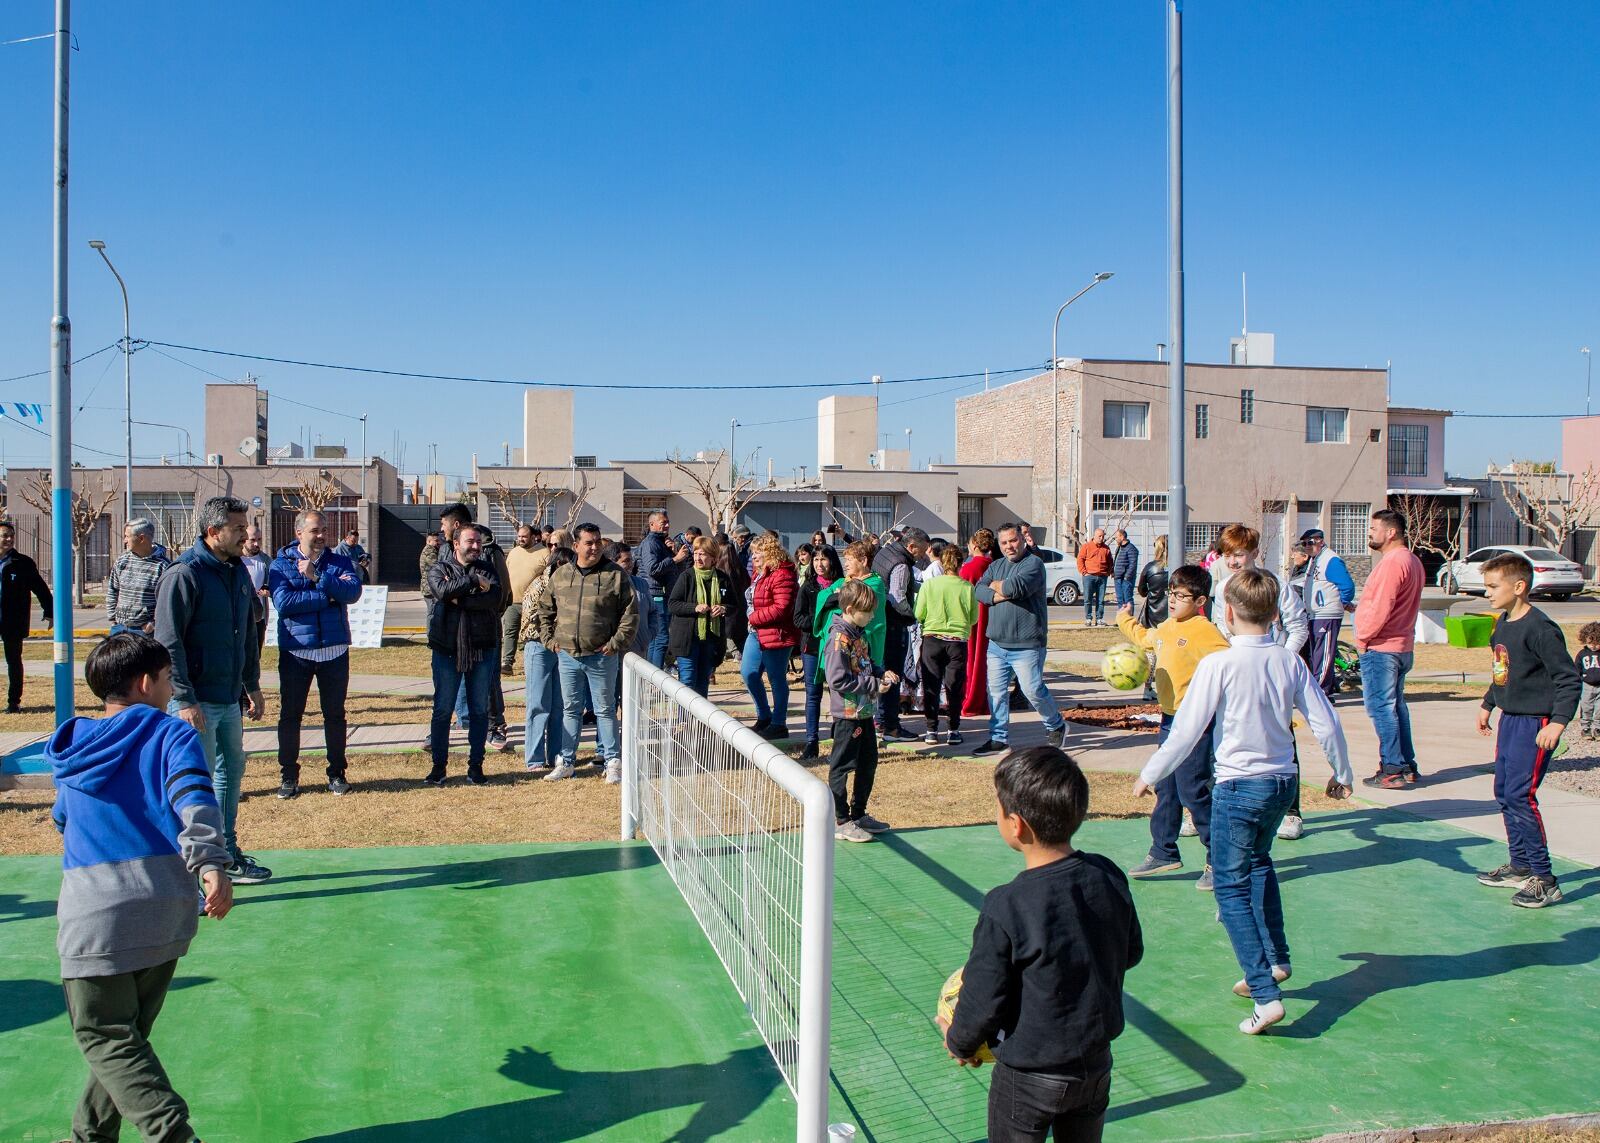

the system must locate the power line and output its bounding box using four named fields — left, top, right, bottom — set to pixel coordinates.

left=0, top=342, right=119, bottom=385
